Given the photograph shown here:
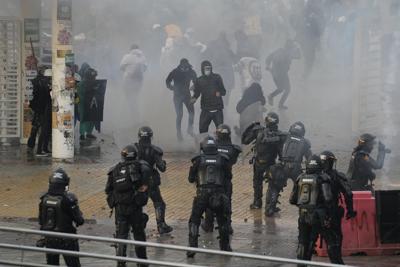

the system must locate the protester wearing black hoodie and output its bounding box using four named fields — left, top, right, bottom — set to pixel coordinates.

left=28, top=67, right=52, bottom=156
left=166, top=58, right=197, bottom=141
left=192, top=61, right=226, bottom=133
